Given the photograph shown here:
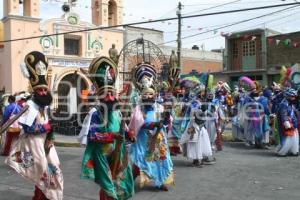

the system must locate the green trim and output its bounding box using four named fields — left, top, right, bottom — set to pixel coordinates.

left=91, top=40, right=103, bottom=49
left=55, top=31, right=59, bottom=47
left=88, top=33, right=91, bottom=50
left=39, top=37, right=54, bottom=45
left=39, top=37, right=54, bottom=48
